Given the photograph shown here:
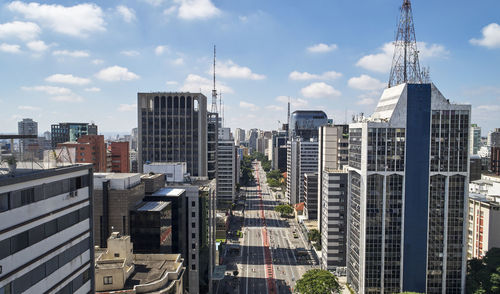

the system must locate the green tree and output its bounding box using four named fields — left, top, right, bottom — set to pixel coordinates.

left=274, top=204, right=293, bottom=216
left=467, top=248, right=500, bottom=293
left=295, top=269, right=342, bottom=294
left=308, top=229, right=321, bottom=243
